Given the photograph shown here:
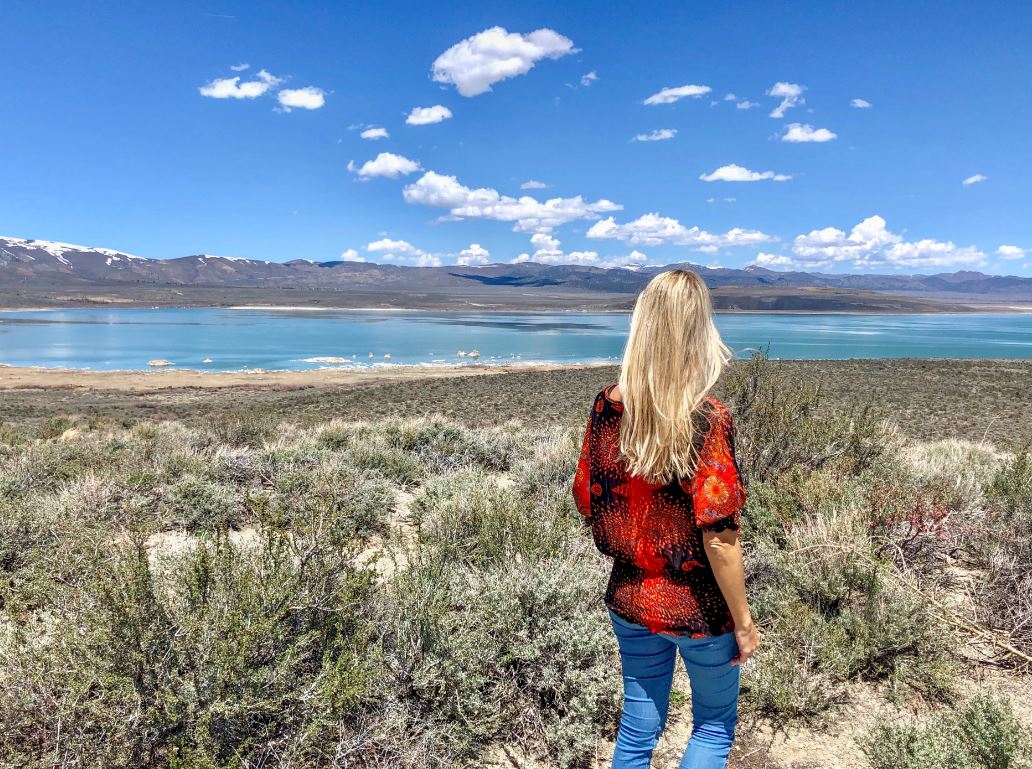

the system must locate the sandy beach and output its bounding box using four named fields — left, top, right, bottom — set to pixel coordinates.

left=0, top=361, right=603, bottom=391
